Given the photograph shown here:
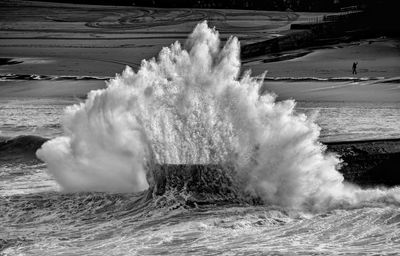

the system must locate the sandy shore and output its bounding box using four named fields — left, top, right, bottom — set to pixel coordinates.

left=1, top=78, right=399, bottom=103
left=244, top=38, right=400, bottom=78
left=1, top=1, right=399, bottom=103
left=262, top=79, right=400, bottom=102
left=1, top=37, right=399, bottom=102
left=0, top=0, right=326, bottom=77
left=0, top=0, right=313, bottom=75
